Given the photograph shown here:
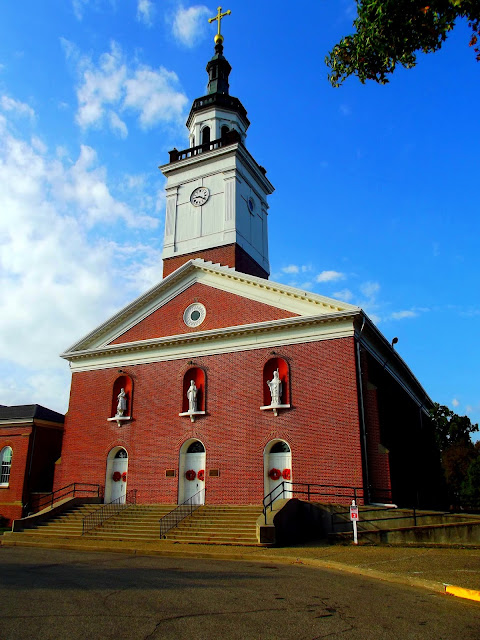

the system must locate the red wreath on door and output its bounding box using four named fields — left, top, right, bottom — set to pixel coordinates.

left=282, top=468, right=291, bottom=480
left=197, top=469, right=205, bottom=481
left=185, top=469, right=196, bottom=481
left=112, top=471, right=121, bottom=482
left=268, top=468, right=281, bottom=481
left=122, top=472, right=127, bottom=482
